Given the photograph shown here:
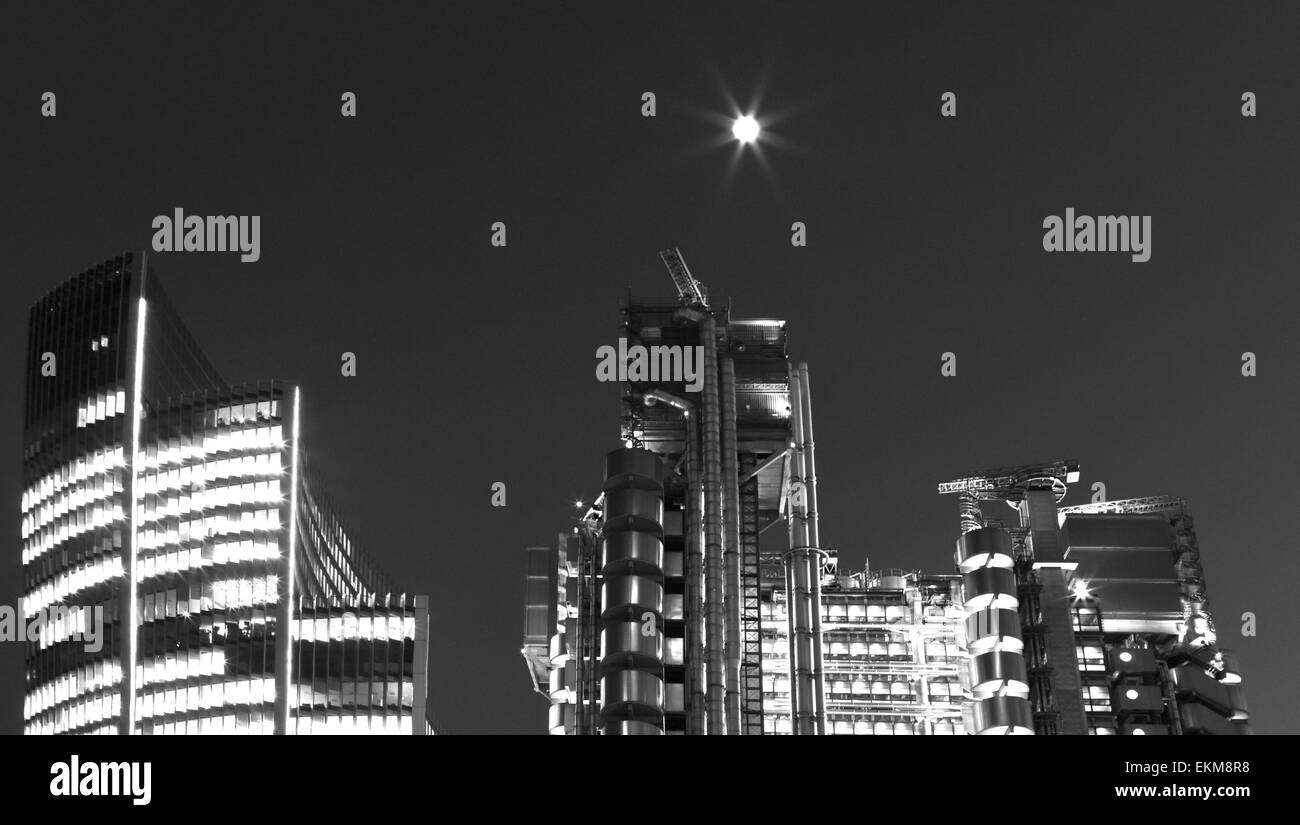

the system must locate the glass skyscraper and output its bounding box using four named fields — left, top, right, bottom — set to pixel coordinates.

left=21, top=252, right=430, bottom=734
